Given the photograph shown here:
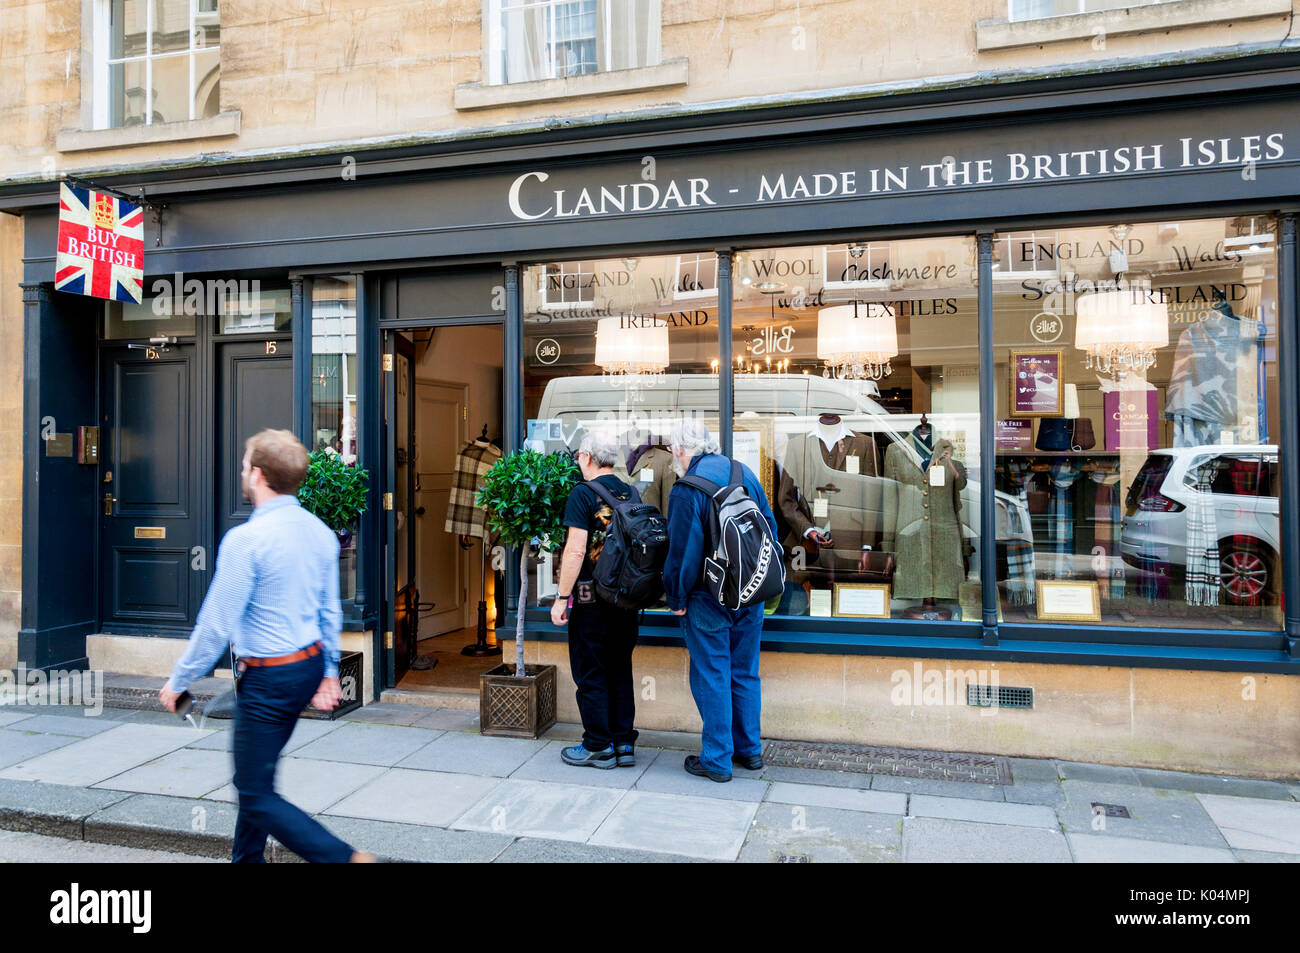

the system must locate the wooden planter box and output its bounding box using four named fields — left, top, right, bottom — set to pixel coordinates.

left=480, top=663, right=557, bottom=738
